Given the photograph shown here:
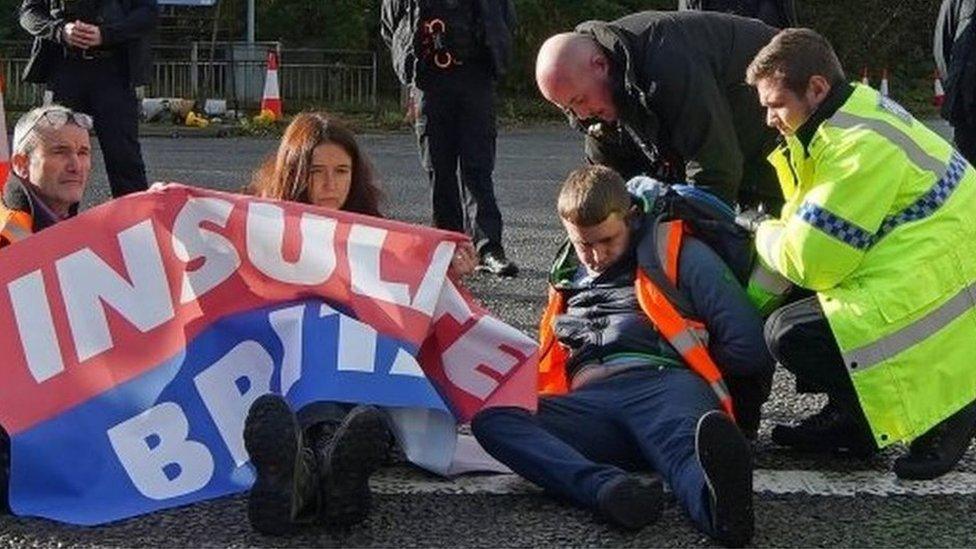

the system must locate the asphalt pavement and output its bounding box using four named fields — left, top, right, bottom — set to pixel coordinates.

left=3, top=122, right=974, bottom=548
